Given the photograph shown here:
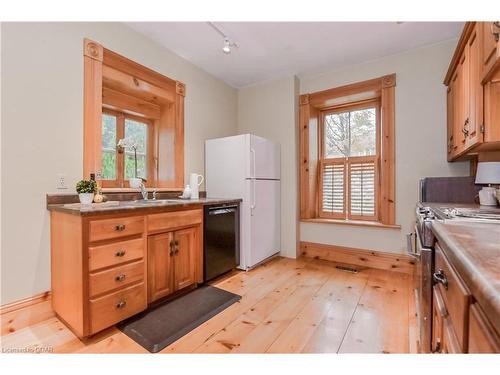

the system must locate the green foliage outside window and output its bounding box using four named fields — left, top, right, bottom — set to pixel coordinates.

left=101, top=113, right=148, bottom=182
left=102, top=113, right=117, bottom=180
